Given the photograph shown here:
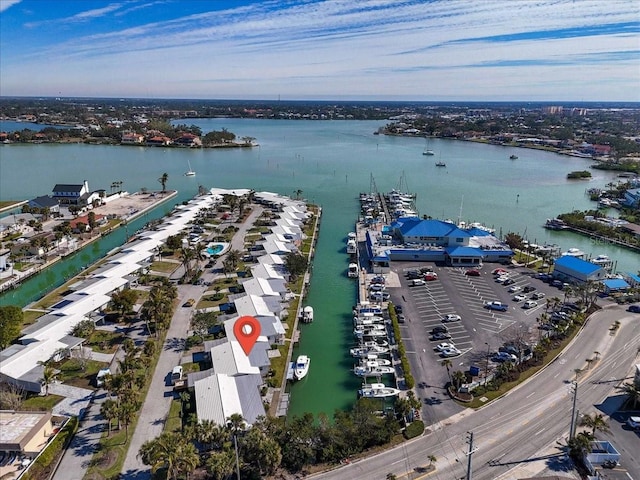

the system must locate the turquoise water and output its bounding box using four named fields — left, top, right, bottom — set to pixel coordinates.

left=1, top=119, right=638, bottom=419
left=206, top=244, right=224, bottom=255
